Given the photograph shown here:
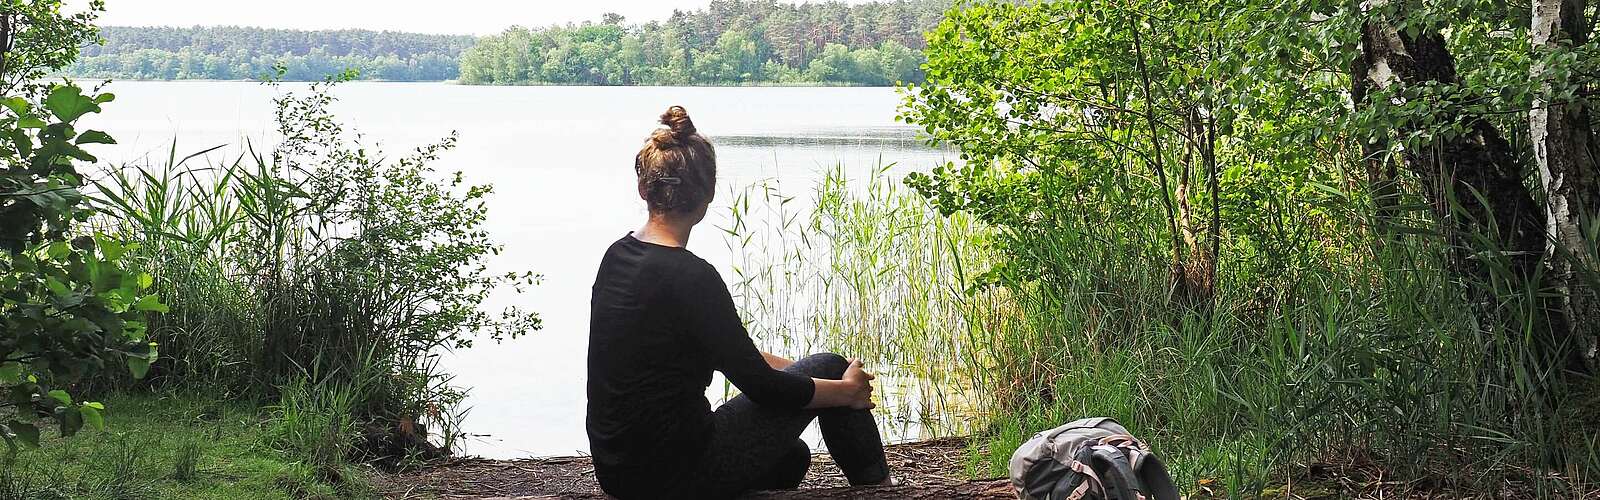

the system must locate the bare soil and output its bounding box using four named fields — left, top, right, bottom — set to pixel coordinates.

left=375, top=437, right=1014, bottom=499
